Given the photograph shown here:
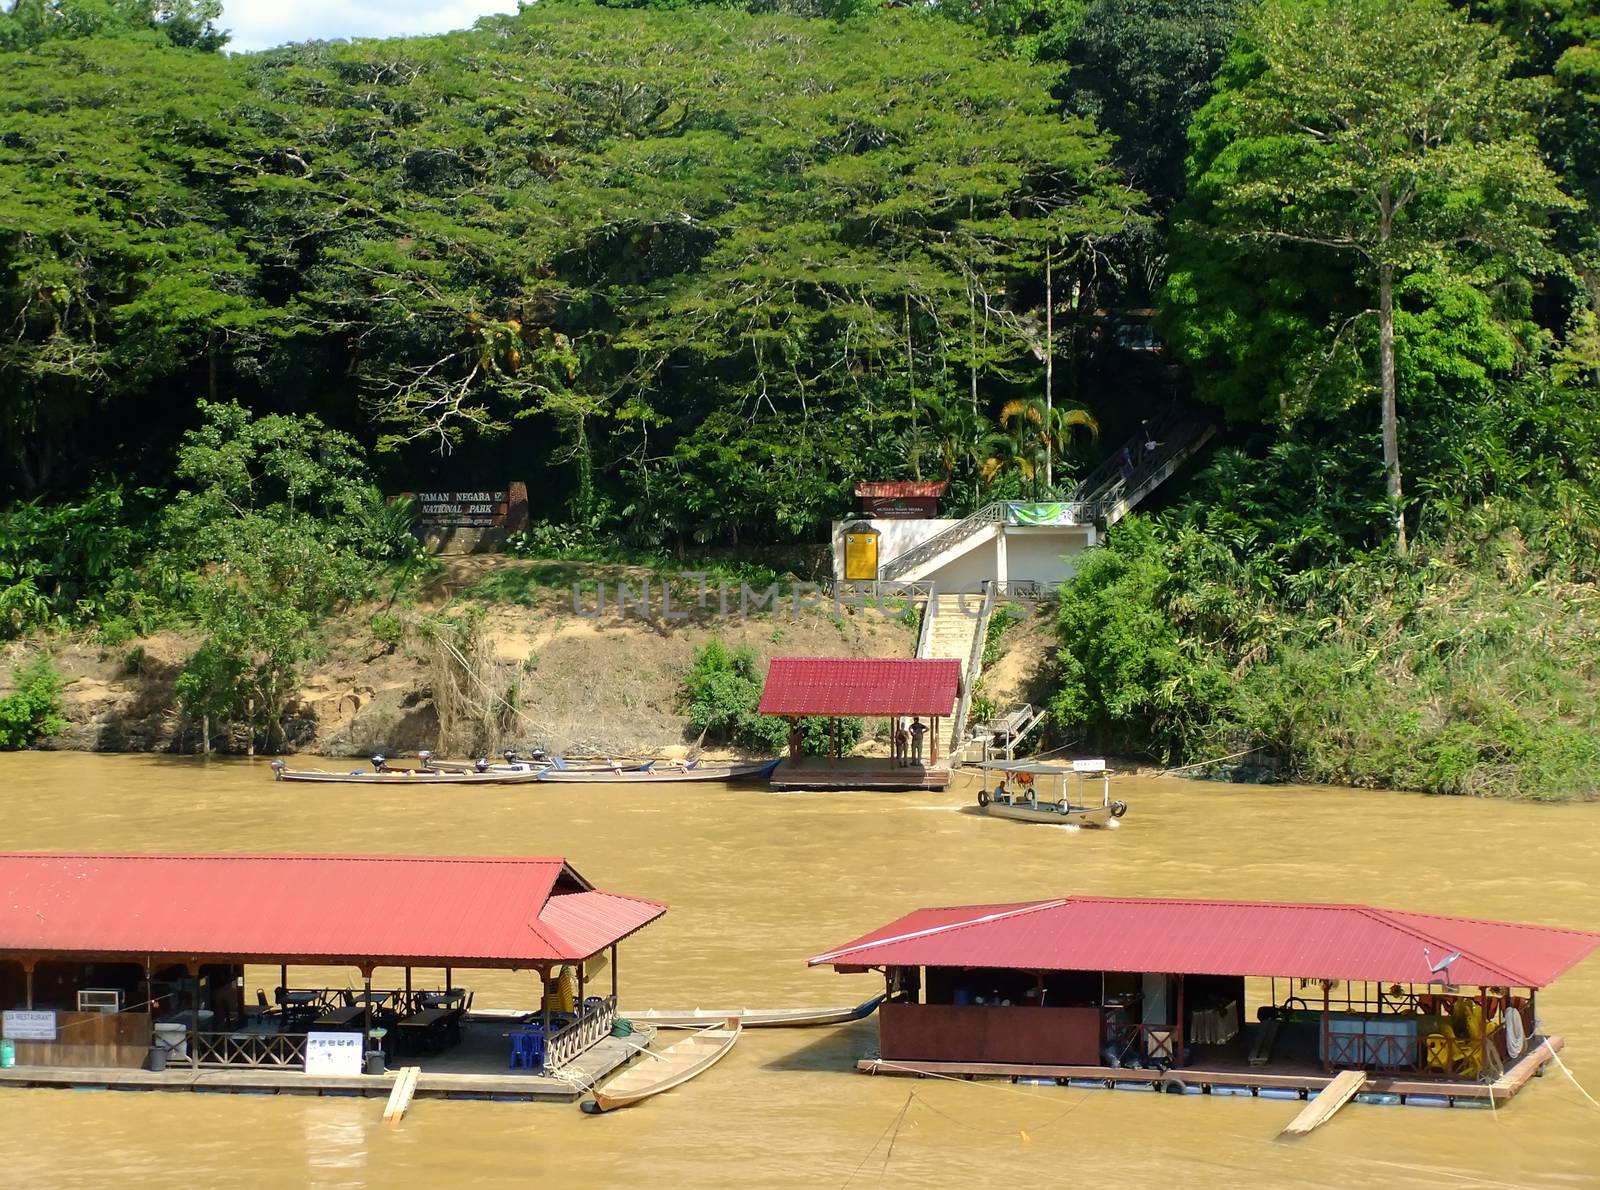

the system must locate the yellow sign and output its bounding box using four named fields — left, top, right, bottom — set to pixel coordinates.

left=843, top=528, right=880, bottom=581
